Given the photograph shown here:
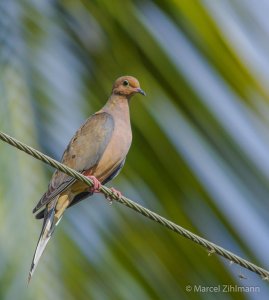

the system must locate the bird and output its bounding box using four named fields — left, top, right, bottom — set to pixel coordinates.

left=28, top=76, right=146, bottom=282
